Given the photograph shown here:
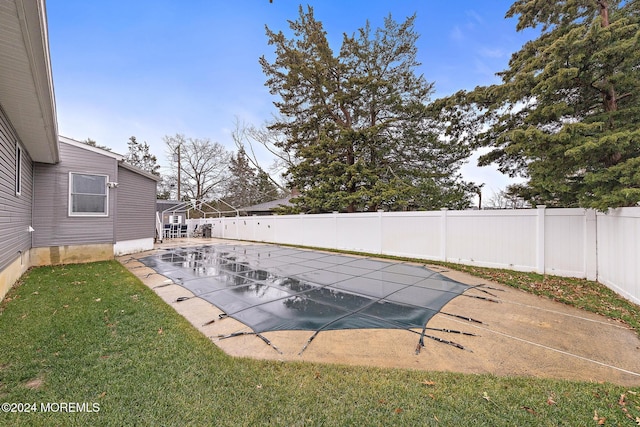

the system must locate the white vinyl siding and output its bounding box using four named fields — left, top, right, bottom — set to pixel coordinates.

left=69, top=172, right=108, bottom=217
